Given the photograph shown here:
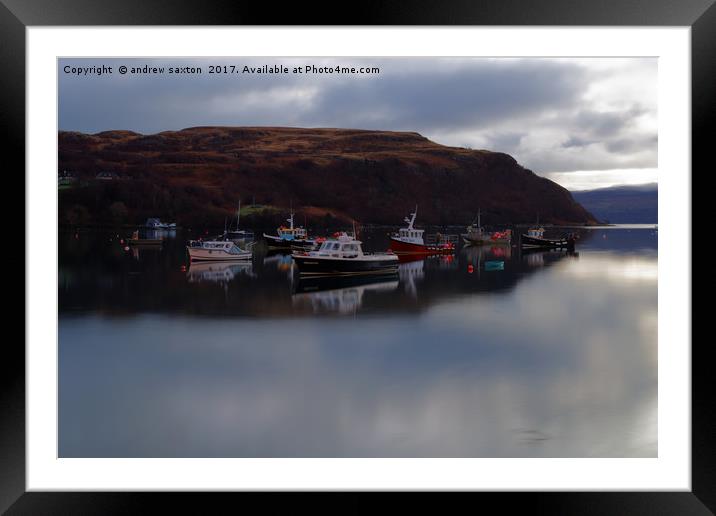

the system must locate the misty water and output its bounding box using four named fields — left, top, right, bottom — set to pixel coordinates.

left=59, top=225, right=657, bottom=457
